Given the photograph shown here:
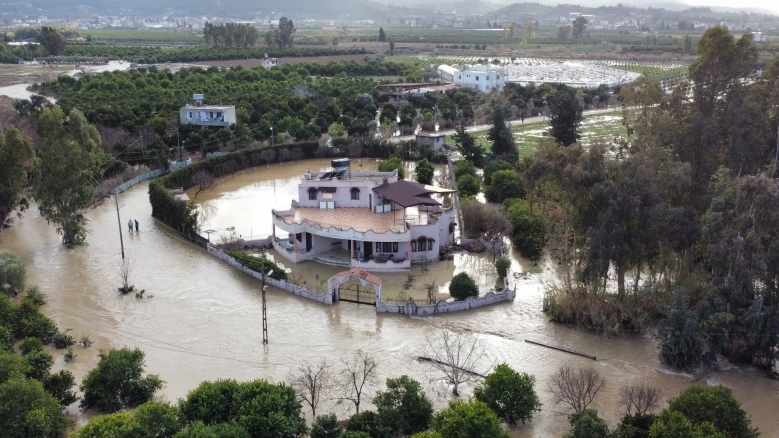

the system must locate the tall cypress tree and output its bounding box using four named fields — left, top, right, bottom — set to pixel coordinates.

left=548, top=89, right=583, bottom=146
left=378, top=27, right=386, bottom=42
left=488, top=103, right=516, bottom=158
